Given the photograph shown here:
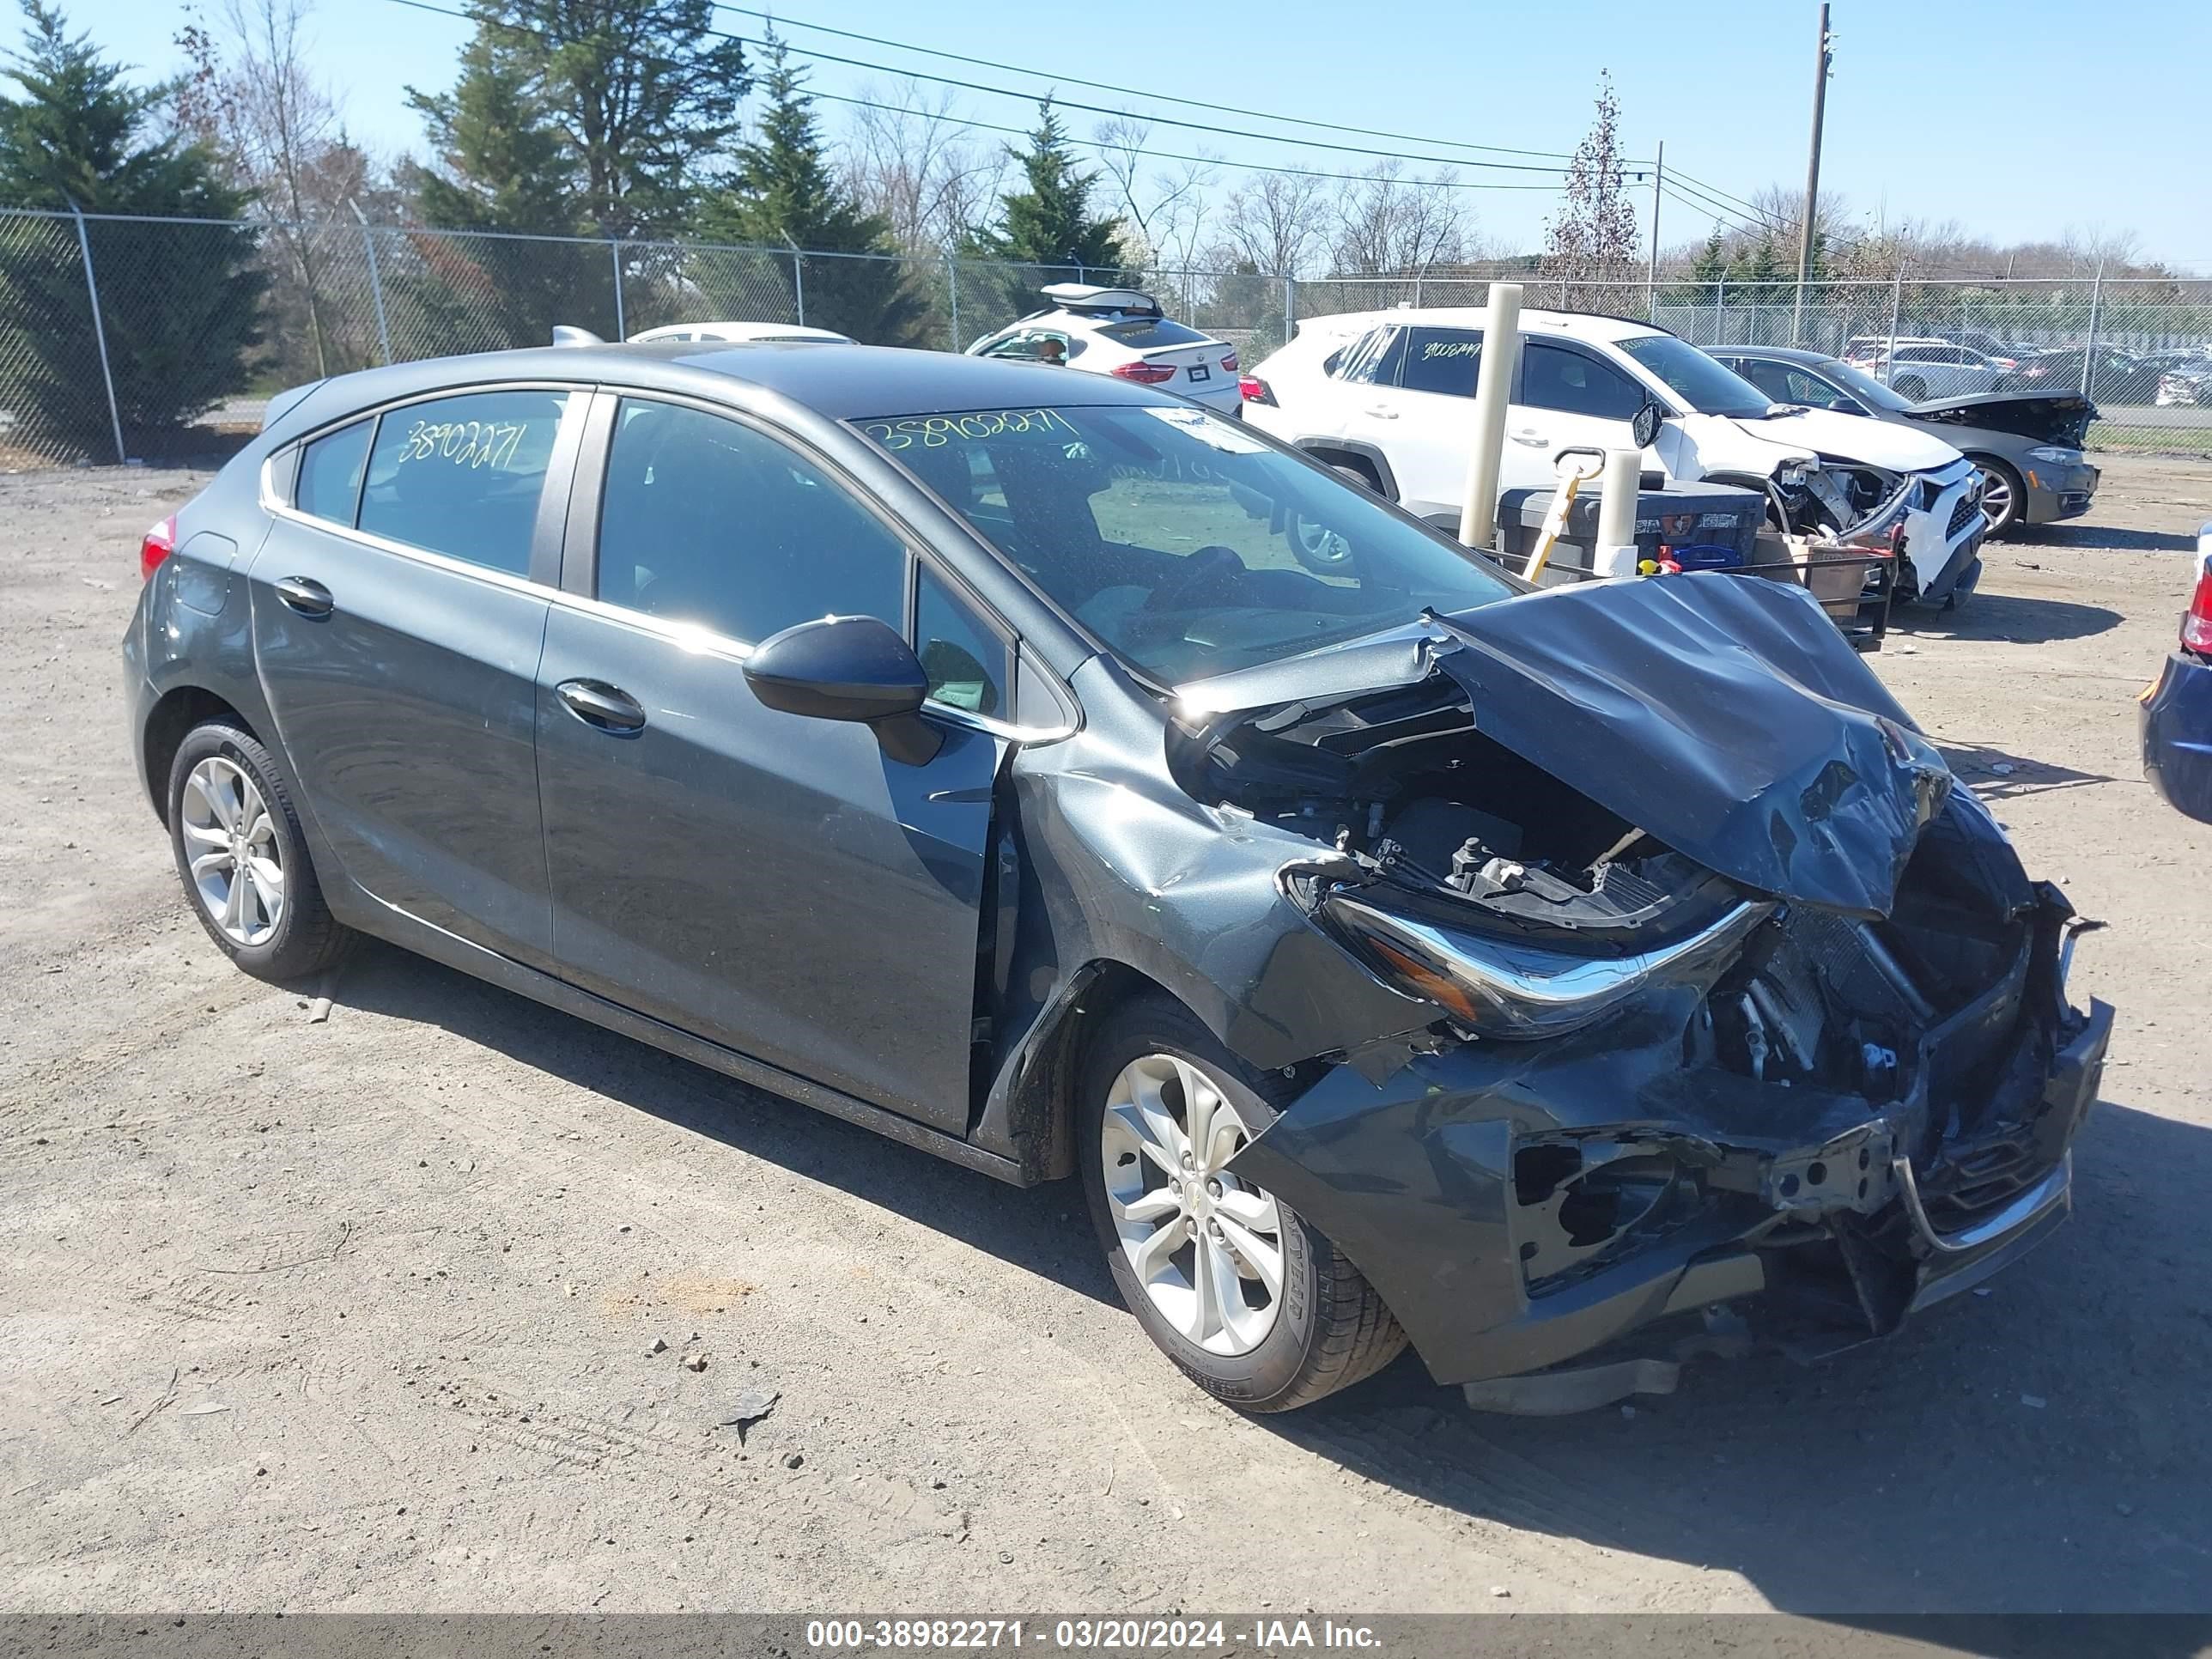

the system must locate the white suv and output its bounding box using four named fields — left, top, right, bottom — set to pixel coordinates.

left=967, top=284, right=1243, bottom=416
left=1243, top=307, right=1986, bottom=606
